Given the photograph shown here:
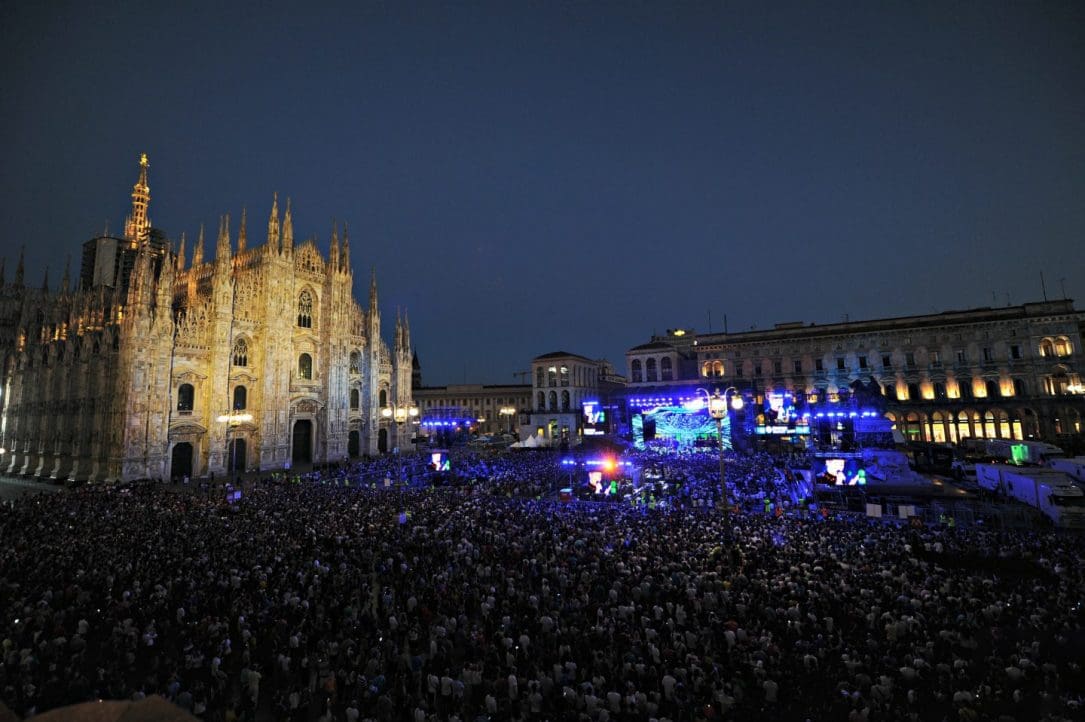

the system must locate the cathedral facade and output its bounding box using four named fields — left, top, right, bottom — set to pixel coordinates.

left=0, top=155, right=415, bottom=482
